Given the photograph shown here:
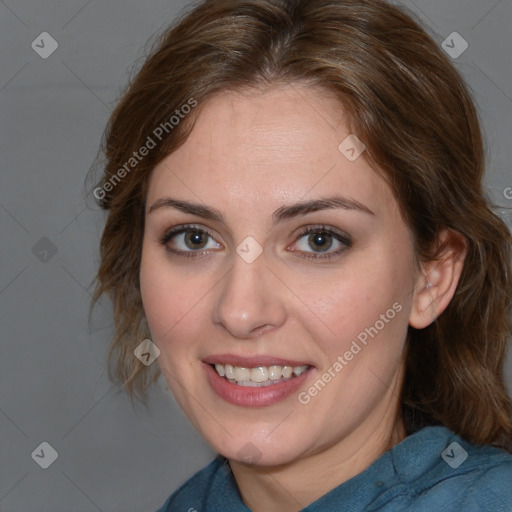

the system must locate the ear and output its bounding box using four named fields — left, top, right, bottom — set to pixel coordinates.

left=409, top=229, right=468, bottom=329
